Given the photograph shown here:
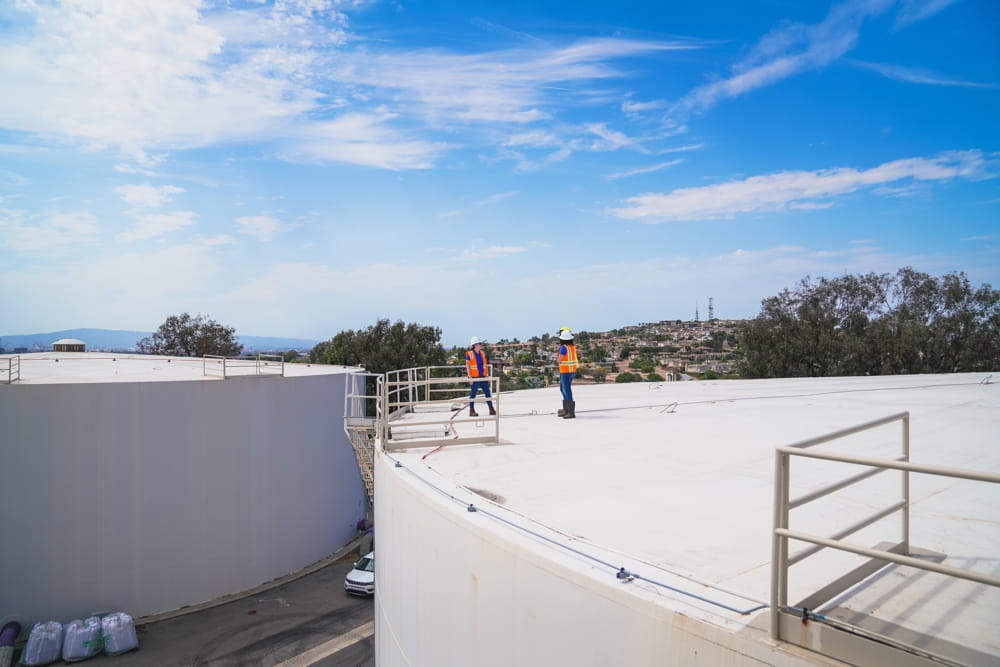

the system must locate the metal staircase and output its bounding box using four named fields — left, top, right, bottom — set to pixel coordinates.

left=343, top=366, right=501, bottom=503
left=346, top=422, right=375, bottom=504
left=344, top=372, right=381, bottom=505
